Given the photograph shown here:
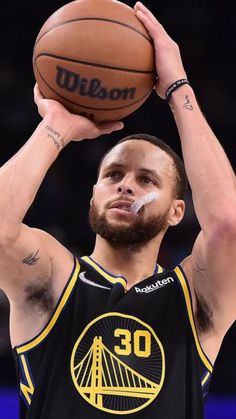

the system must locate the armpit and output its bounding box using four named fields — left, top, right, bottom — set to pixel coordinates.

left=24, top=278, right=54, bottom=315
left=195, top=293, right=214, bottom=334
